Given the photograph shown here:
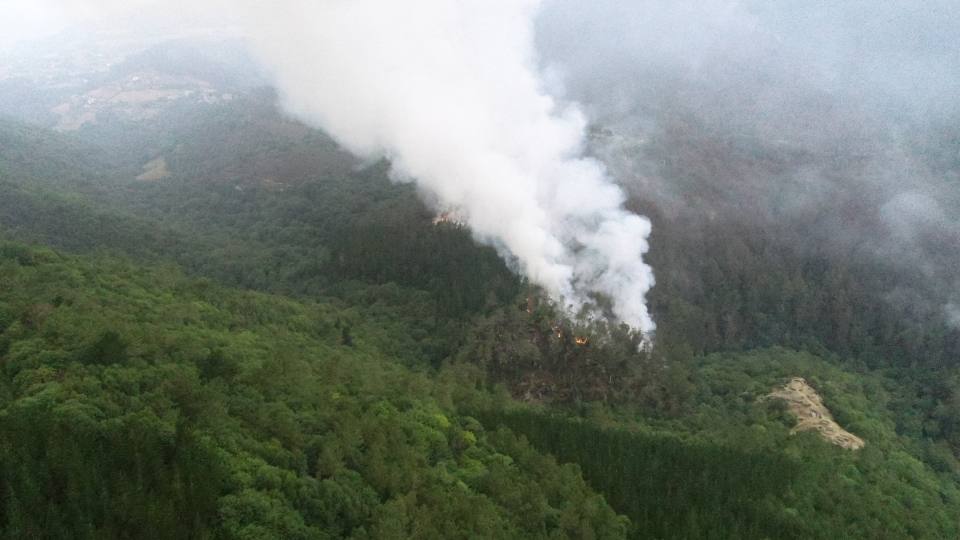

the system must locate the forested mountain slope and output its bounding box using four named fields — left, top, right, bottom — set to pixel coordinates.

left=3, top=242, right=958, bottom=539
left=0, top=243, right=628, bottom=539
left=2, top=87, right=960, bottom=538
